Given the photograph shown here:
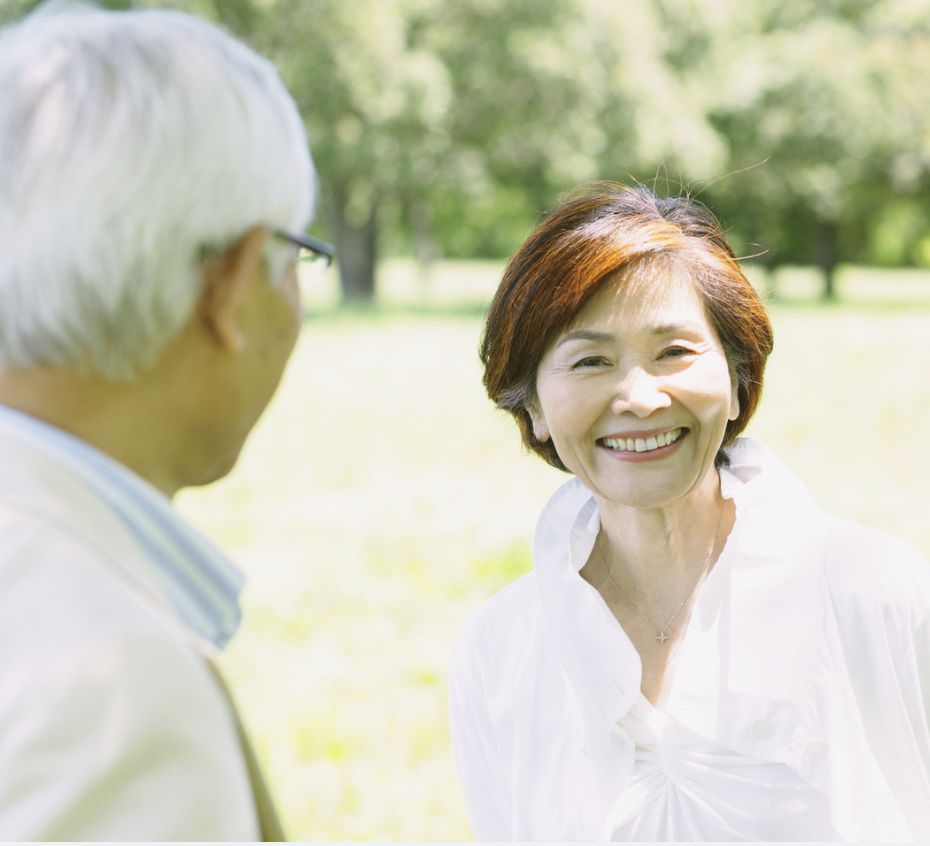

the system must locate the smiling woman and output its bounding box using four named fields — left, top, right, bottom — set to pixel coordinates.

left=481, top=187, right=771, bottom=477
left=449, top=183, right=930, bottom=842
left=529, top=268, right=738, bottom=511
